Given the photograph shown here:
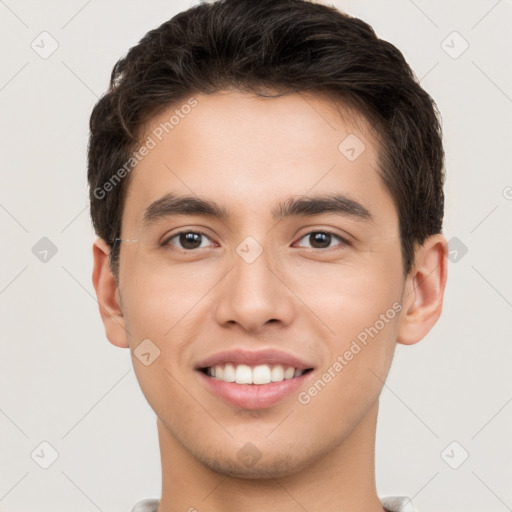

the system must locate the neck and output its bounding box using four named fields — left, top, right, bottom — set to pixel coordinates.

left=156, top=400, right=385, bottom=512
